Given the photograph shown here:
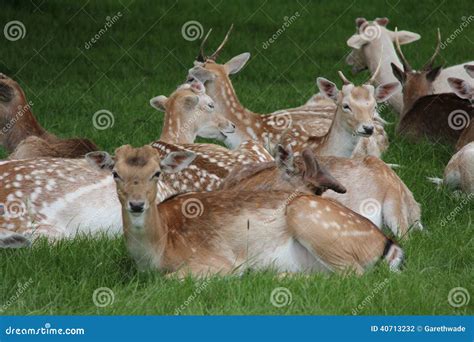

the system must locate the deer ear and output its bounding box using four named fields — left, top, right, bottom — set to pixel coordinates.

left=317, top=77, right=339, bottom=100
left=375, top=17, right=389, bottom=26
left=391, top=63, right=406, bottom=84
left=448, top=77, right=472, bottom=99
left=86, top=151, right=115, bottom=170
left=189, top=67, right=215, bottom=82
left=301, top=149, right=346, bottom=195
left=150, top=95, right=168, bottom=112
left=426, top=66, right=442, bottom=82
left=465, top=65, right=474, bottom=78
left=160, top=151, right=196, bottom=173
left=347, top=34, right=367, bottom=49
left=391, top=30, right=420, bottom=45
left=375, top=82, right=401, bottom=103
left=224, top=53, right=250, bottom=75
left=275, top=144, right=294, bottom=172
left=355, top=17, right=367, bottom=28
